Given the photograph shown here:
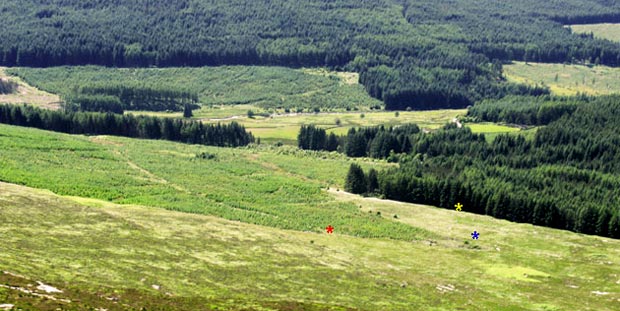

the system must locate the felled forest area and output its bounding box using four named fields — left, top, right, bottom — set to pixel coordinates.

left=2, top=0, right=620, bottom=109
left=343, top=96, right=620, bottom=238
